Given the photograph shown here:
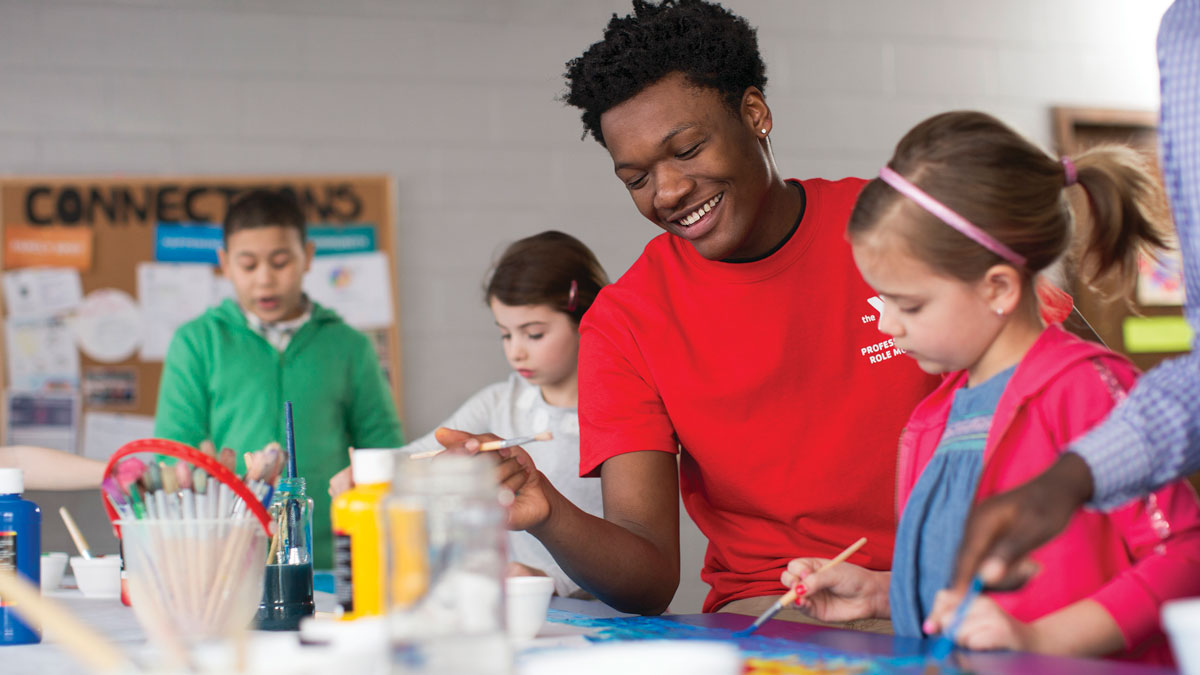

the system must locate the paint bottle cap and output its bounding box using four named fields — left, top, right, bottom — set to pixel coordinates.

left=351, top=449, right=394, bottom=485
left=0, top=468, right=24, bottom=495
